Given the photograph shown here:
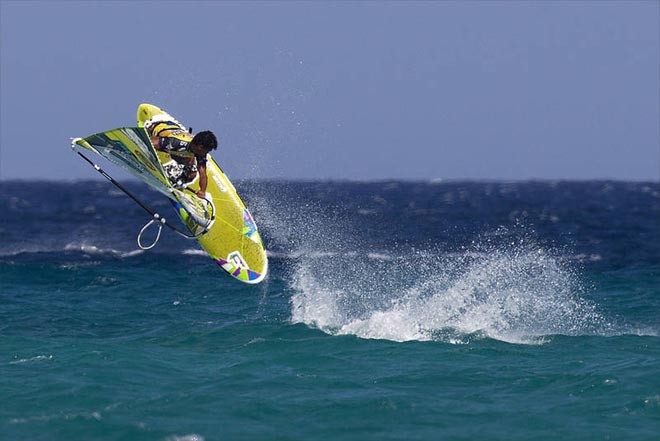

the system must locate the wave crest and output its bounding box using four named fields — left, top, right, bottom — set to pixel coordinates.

left=291, top=243, right=611, bottom=344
